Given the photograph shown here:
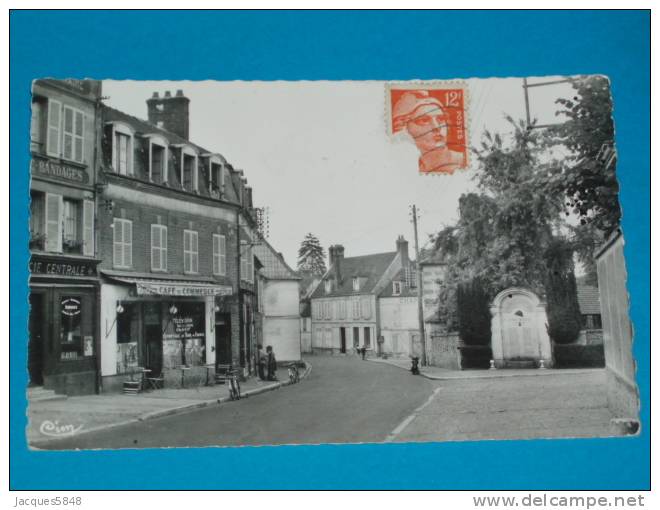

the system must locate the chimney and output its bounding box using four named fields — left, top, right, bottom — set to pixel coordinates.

left=146, top=90, right=190, bottom=139
left=396, top=235, right=409, bottom=267
left=329, top=244, right=344, bottom=283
